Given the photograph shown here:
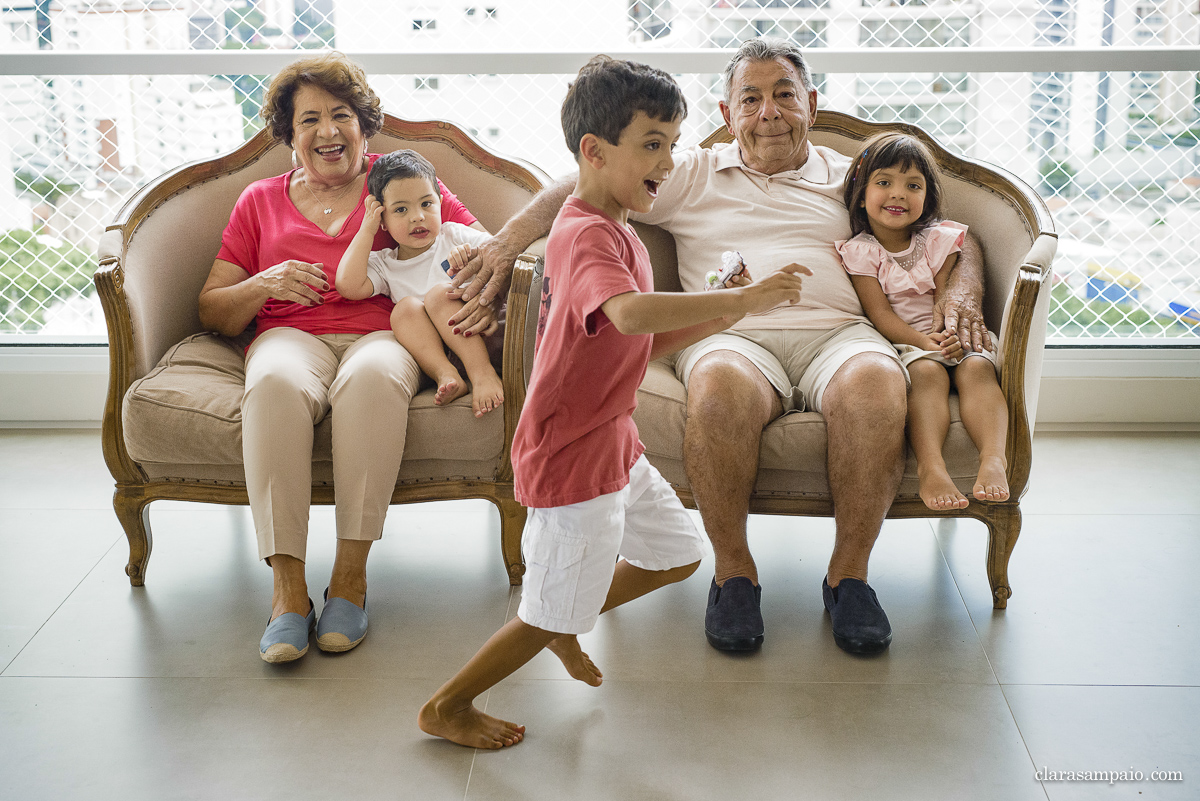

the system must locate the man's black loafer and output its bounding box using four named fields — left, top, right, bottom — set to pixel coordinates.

left=705, top=577, right=765, bottom=651
left=822, top=577, right=892, bottom=655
